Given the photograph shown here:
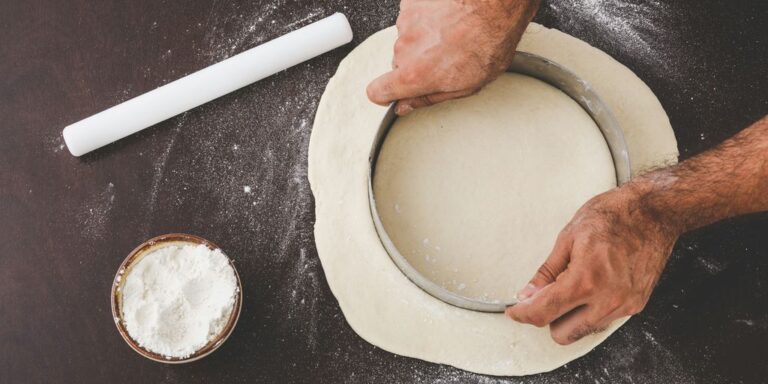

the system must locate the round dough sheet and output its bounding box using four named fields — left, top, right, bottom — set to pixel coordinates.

left=374, top=73, right=616, bottom=304
left=308, top=24, right=678, bottom=376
